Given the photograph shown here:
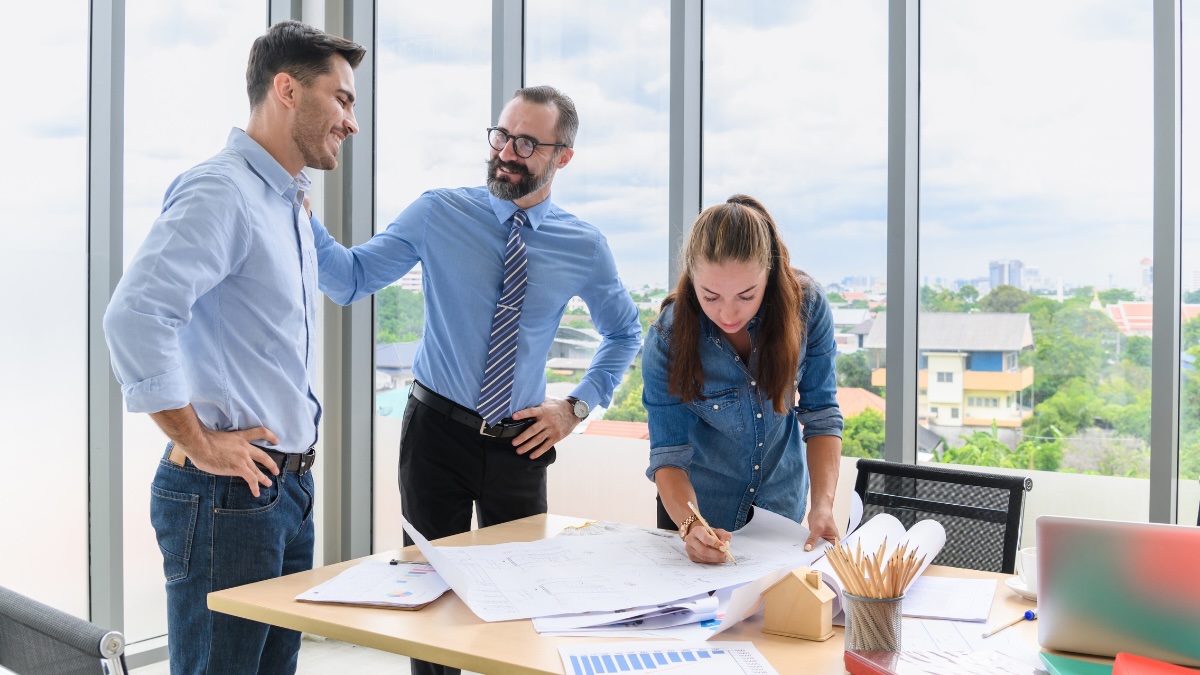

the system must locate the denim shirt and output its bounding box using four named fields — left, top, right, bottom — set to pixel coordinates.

left=643, top=281, right=843, bottom=532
